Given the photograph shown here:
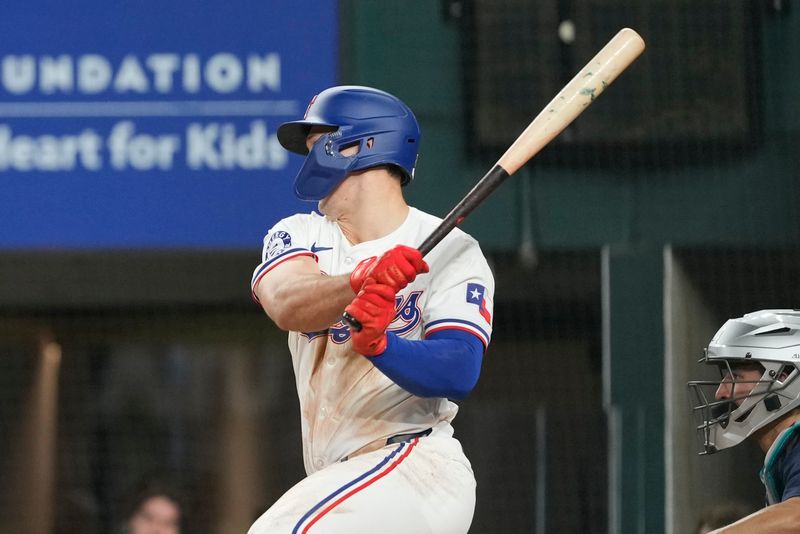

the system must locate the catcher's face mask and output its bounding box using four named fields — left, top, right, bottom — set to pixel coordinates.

left=688, top=310, right=800, bottom=455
